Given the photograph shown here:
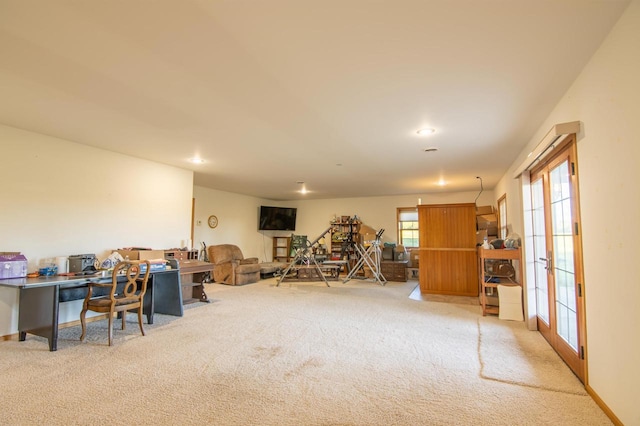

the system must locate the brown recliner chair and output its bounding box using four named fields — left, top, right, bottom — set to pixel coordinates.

left=208, top=244, right=261, bottom=285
